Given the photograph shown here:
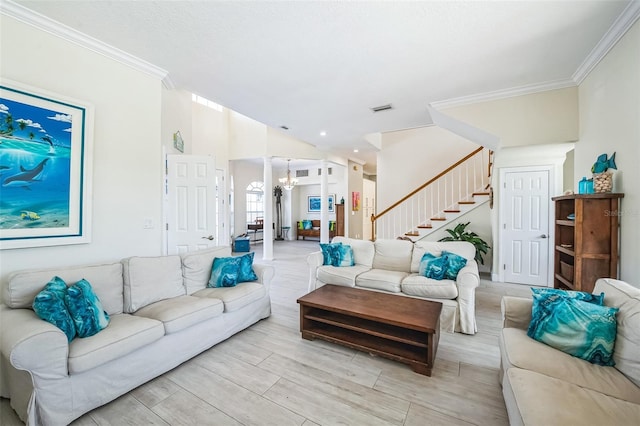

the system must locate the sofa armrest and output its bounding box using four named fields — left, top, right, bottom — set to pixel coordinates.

left=307, top=251, right=323, bottom=292
left=501, top=296, right=533, bottom=330
left=252, top=264, right=275, bottom=291
left=455, top=260, right=480, bottom=334
left=0, top=305, right=68, bottom=379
